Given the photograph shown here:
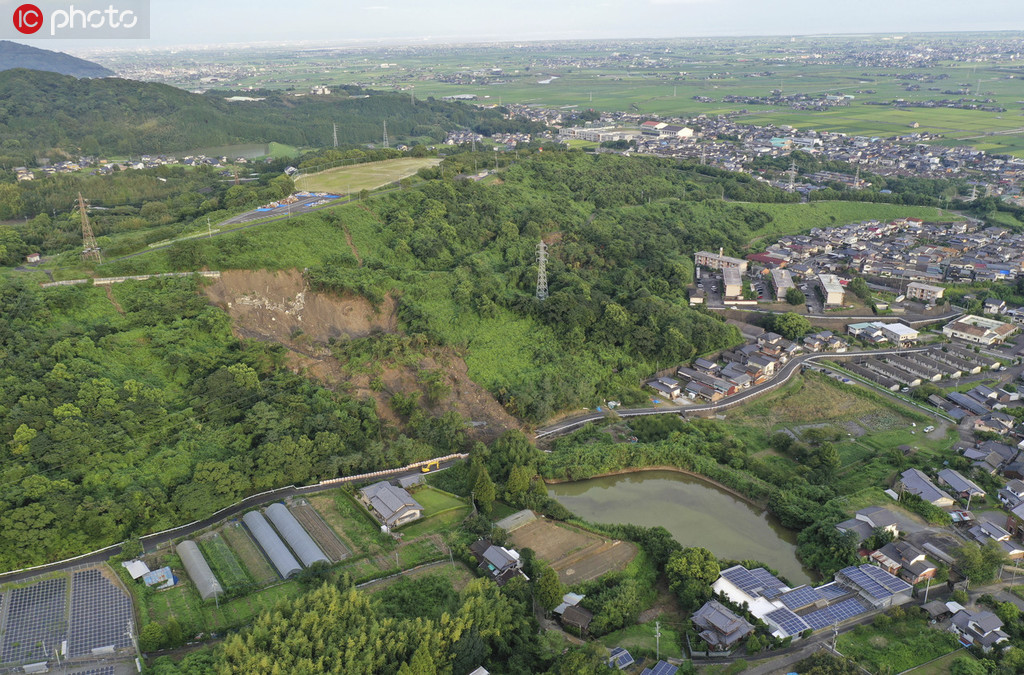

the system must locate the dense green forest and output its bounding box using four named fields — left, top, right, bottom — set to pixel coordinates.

left=0, top=70, right=509, bottom=162
left=0, top=277, right=471, bottom=569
